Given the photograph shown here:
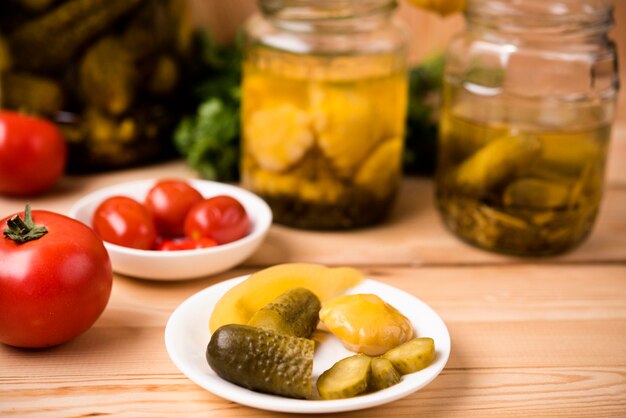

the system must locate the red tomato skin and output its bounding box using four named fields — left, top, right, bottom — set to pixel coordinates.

left=184, top=195, right=251, bottom=245
left=92, top=196, right=157, bottom=250
left=144, top=179, right=203, bottom=237
left=0, top=111, right=67, bottom=196
left=0, top=210, right=112, bottom=348
left=157, top=237, right=218, bottom=251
